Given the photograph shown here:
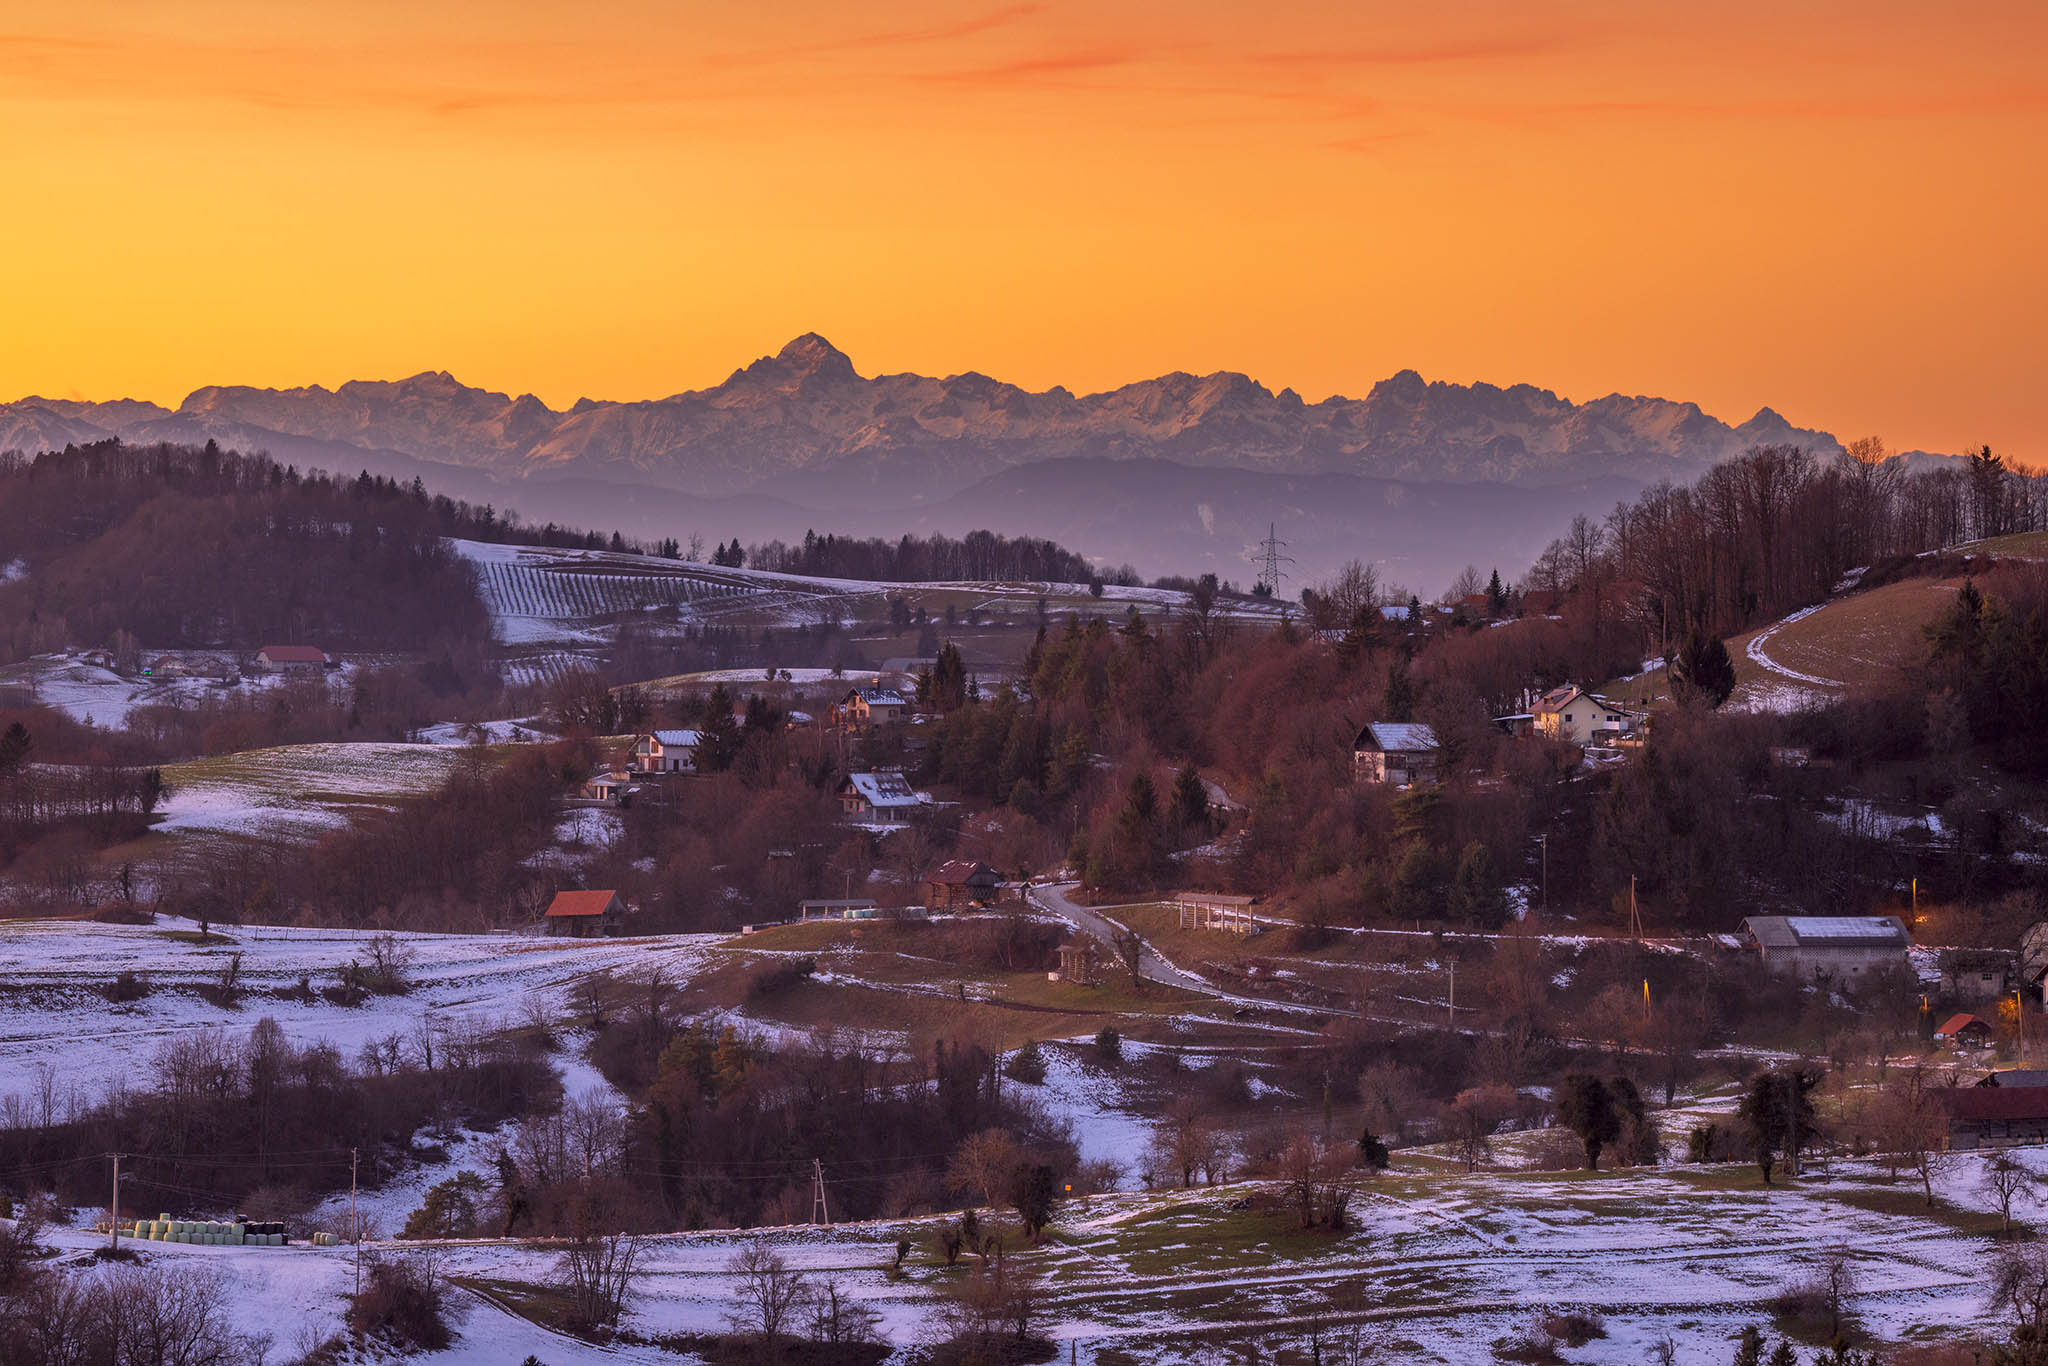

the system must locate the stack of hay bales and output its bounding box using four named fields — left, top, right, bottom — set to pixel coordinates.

left=126, top=1214, right=288, bottom=1246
